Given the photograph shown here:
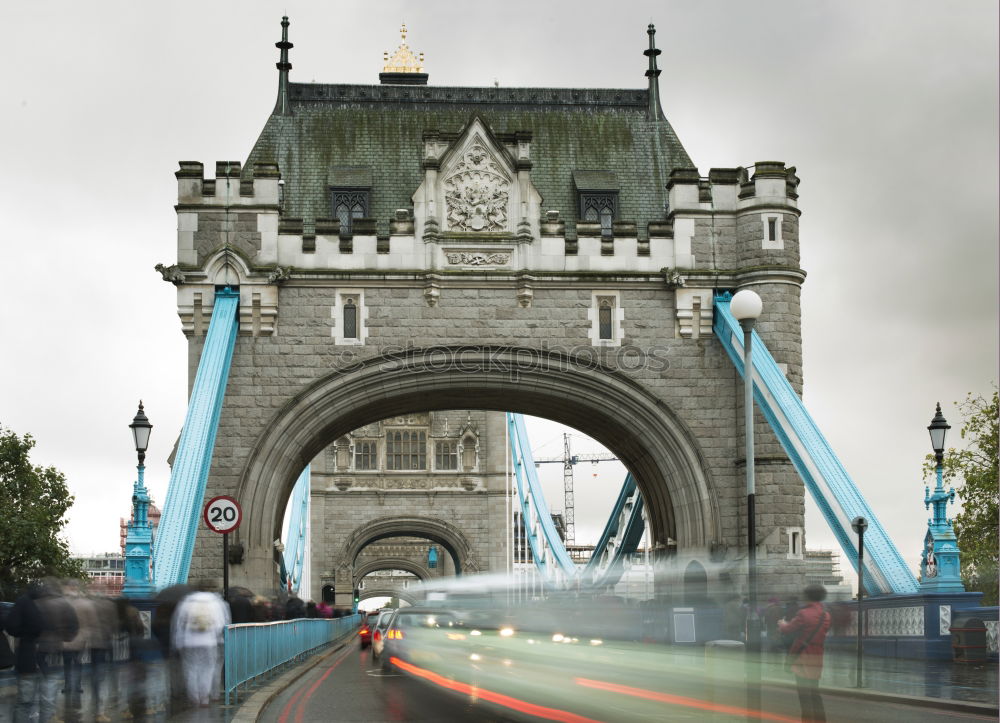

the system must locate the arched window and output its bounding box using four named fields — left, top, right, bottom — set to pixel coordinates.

left=330, top=188, right=370, bottom=233
left=598, top=298, right=613, bottom=340
left=343, top=297, right=358, bottom=339
left=683, top=560, right=708, bottom=606
left=579, top=191, right=618, bottom=240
